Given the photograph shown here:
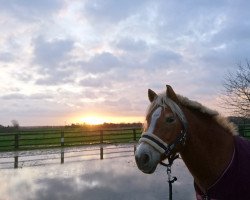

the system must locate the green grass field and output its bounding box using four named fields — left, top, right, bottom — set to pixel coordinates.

left=0, top=127, right=142, bottom=152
